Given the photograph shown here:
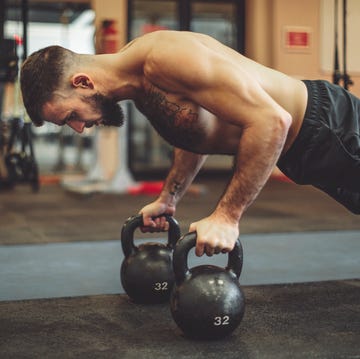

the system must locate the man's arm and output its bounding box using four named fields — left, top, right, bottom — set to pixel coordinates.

left=140, top=148, right=207, bottom=228
left=189, top=110, right=290, bottom=256
left=186, top=64, right=292, bottom=255
left=161, top=148, right=207, bottom=204
left=144, top=32, right=292, bottom=254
